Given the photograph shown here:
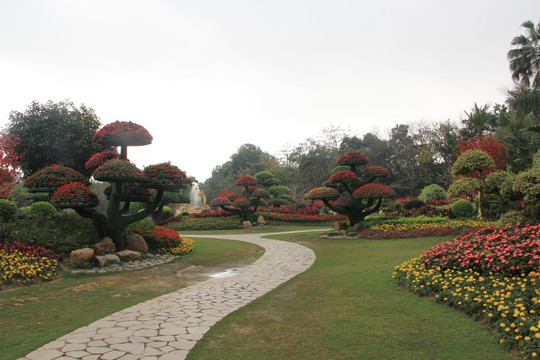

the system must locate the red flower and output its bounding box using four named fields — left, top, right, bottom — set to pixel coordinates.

left=93, top=121, right=153, bottom=146
left=305, top=187, right=340, bottom=200
left=51, top=182, right=99, bottom=208
left=85, top=150, right=120, bottom=170
left=362, top=166, right=390, bottom=177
